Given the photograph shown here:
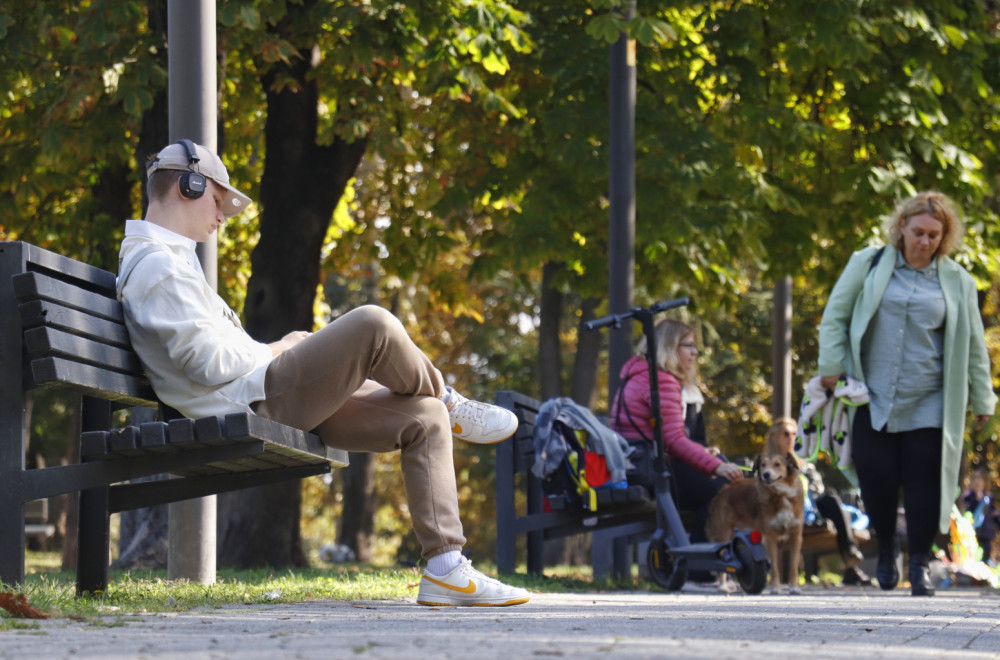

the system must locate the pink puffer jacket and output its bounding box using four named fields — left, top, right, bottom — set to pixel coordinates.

left=609, top=355, right=722, bottom=476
